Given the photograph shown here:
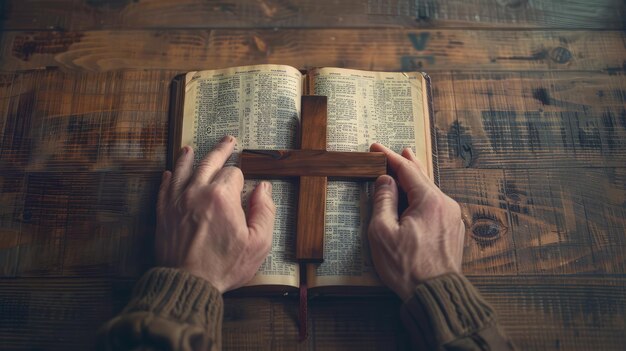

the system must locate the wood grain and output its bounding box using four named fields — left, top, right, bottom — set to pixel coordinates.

left=1, top=276, right=624, bottom=350
left=2, top=0, right=624, bottom=30
left=1, top=69, right=623, bottom=277
left=297, top=176, right=327, bottom=262
left=2, top=30, right=624, bottom=72
left=440, top=167, right=626, bottom=276
left=297, top=96, right=328, bottom=262
left=0, top=171, right=160, bottom=277
left=472, top=276, right=626, bottom=350
left=0, top=277, right=133, bottom=349
left=0, top=70, right=171, bottom=173
left=432, top=71, right=626, bottom=169
left=240, top=150, right=386, bottom=178
left=300, top=96, right=327, bottom=151
left=1, top=0, right=626, bottom=349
